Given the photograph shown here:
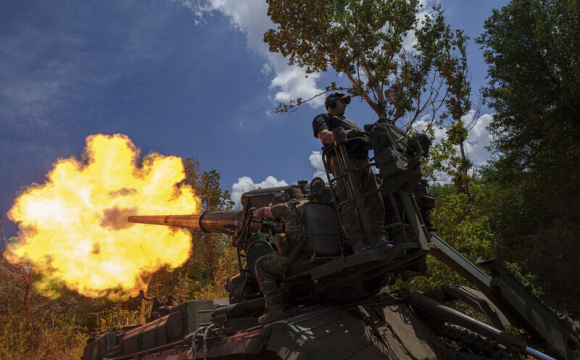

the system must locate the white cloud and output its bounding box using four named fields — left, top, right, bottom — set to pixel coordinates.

left=235, top=117, right=246, bottom=127
left=261, top=63, right=272, bottom=76
left=413, top=117, right=447, bottom=143
left=175, top=0, right=324, bottom=109
left=412, top=110, right=494, bottom=182
left=174, top=0, right=441, bottom=111
left=412, top=117, right=450, bottom=183
left=269, top=65, right=324, bottom=108
left=402, top=0, right=438, bottom=50
left=413, top=111, right=493, bottom=166
left=231, top=175, right=288, bottom=208
left=464, top=111, right=493, bottom=166
left=309, top=151, right=326, bottom=179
